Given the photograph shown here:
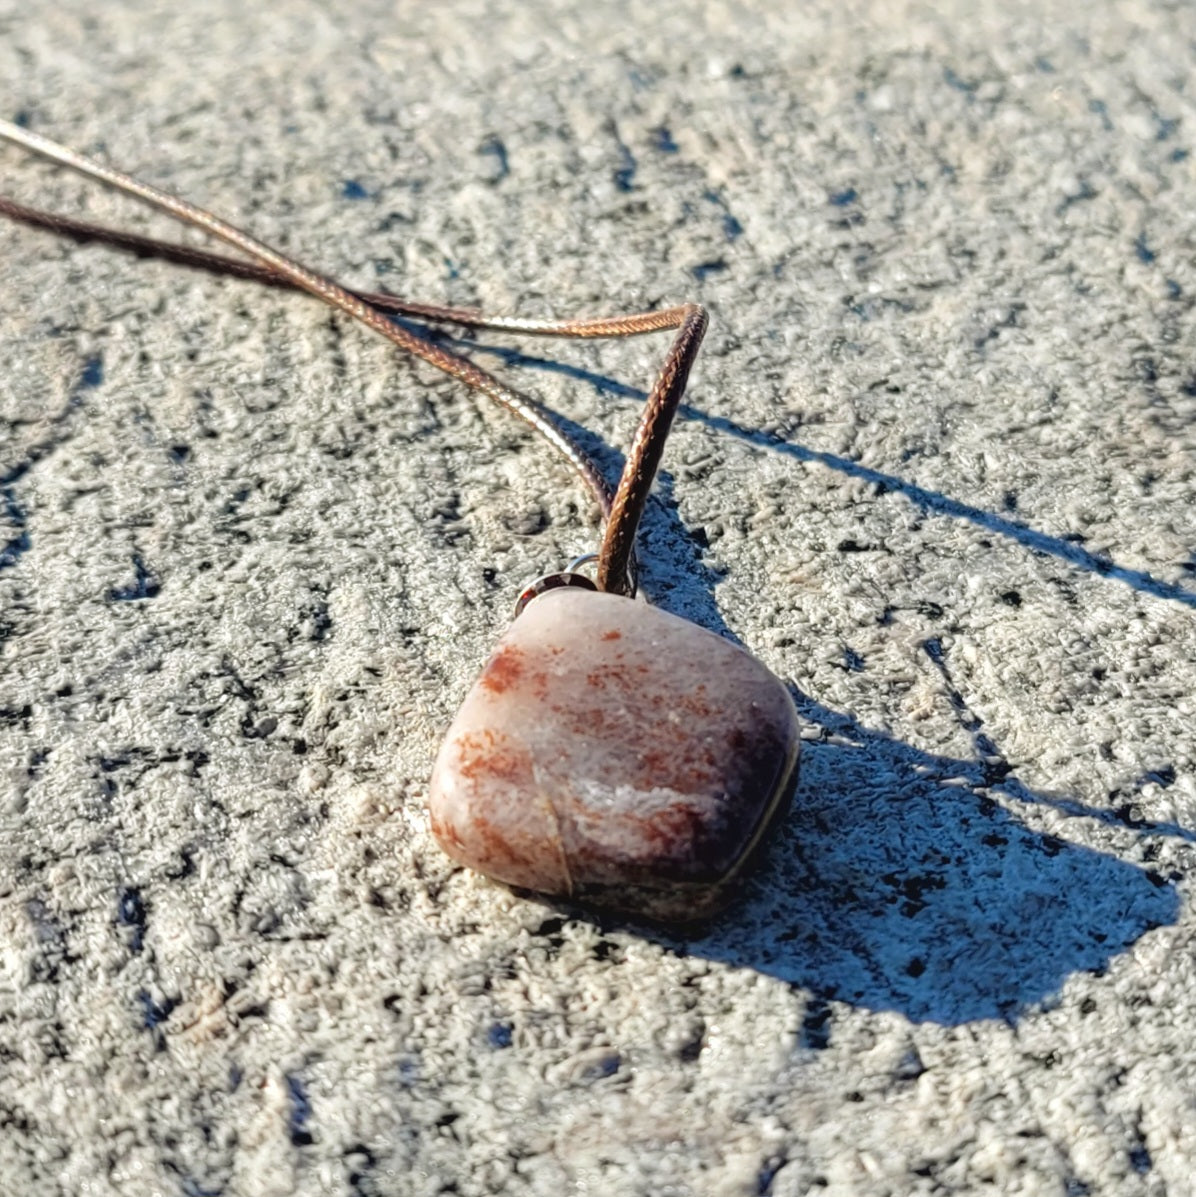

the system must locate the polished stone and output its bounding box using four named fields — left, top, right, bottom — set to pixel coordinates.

left=428, top=588, right=800, bottom=921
